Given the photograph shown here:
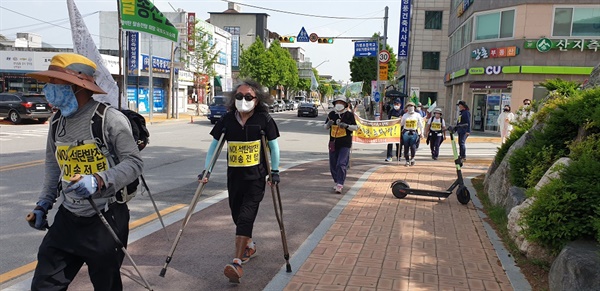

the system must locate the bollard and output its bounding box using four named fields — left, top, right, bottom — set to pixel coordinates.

left=190, top=115, right=194, bottom=123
